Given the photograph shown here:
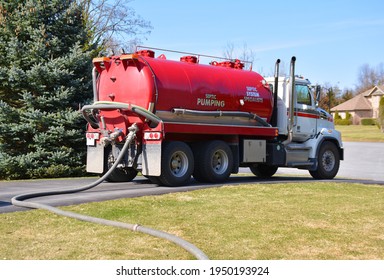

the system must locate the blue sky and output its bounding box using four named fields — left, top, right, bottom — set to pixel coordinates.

left=130, top=0, right=384, bottom=90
